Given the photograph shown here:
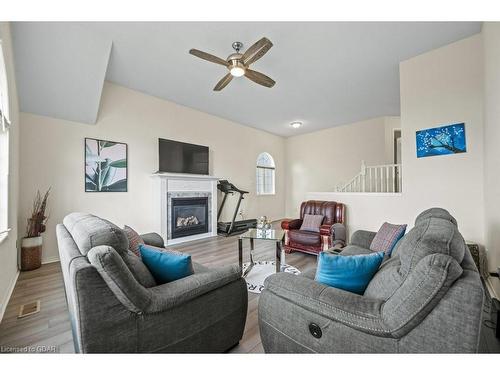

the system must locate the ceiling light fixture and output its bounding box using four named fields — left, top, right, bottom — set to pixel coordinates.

left=230, top=64, right=245, bottom=77
left=290, top=121, right=302, bottom=129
